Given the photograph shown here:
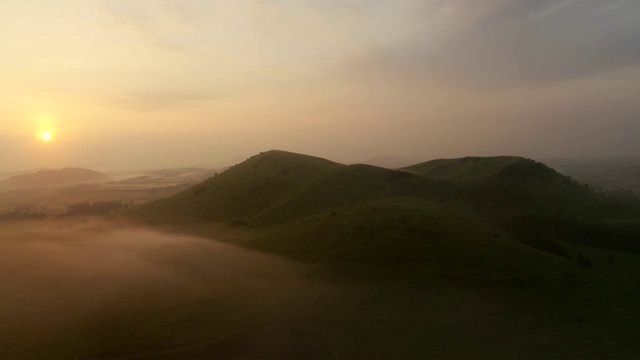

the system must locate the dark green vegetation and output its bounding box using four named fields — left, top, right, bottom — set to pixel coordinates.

left=130, top=151, right=640, bottom=282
